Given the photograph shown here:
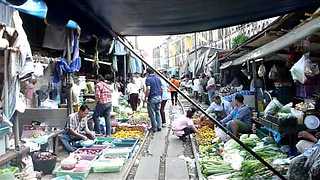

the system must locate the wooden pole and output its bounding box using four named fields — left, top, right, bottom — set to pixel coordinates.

left=66, top=30, right=73, bottom=115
